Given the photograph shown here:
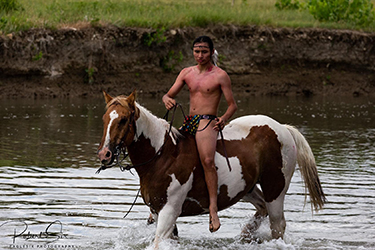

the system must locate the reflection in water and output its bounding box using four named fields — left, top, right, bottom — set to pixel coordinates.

left=0, top=99, right=102, bottom=167
left=0, top=95, right=374, bottom=249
